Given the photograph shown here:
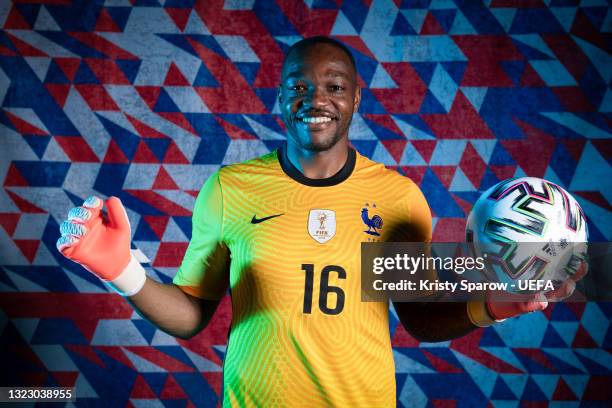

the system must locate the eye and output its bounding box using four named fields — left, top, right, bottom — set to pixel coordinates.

left=288, top=84, right=307, bottom=92
left=329, top=84, right=345, bottom=92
